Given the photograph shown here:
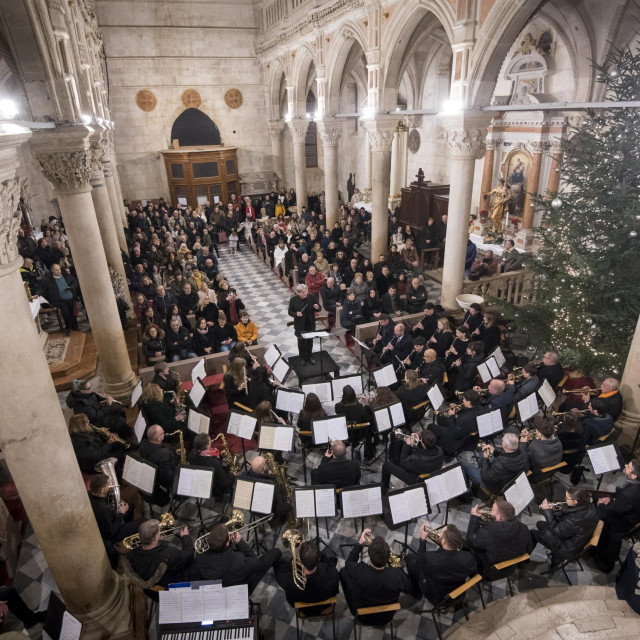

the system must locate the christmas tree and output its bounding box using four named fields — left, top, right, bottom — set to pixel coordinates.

left=501, top=44, right=640, bottom=376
